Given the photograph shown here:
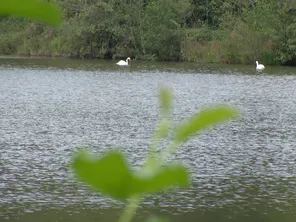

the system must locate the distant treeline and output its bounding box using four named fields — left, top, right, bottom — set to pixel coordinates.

left=0, top=0, right=296, bottom=65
